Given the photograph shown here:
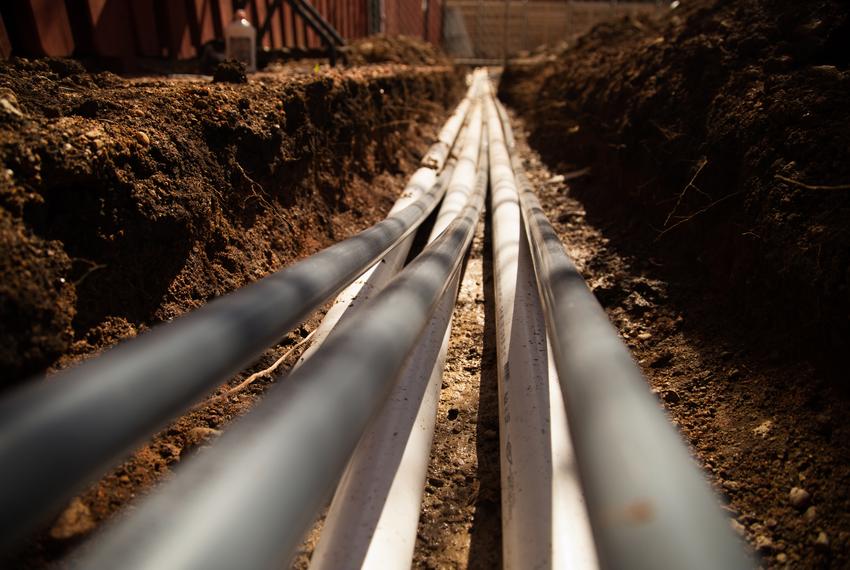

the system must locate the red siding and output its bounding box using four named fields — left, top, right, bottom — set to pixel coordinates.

left=2, top=0, right=438, bottom=60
